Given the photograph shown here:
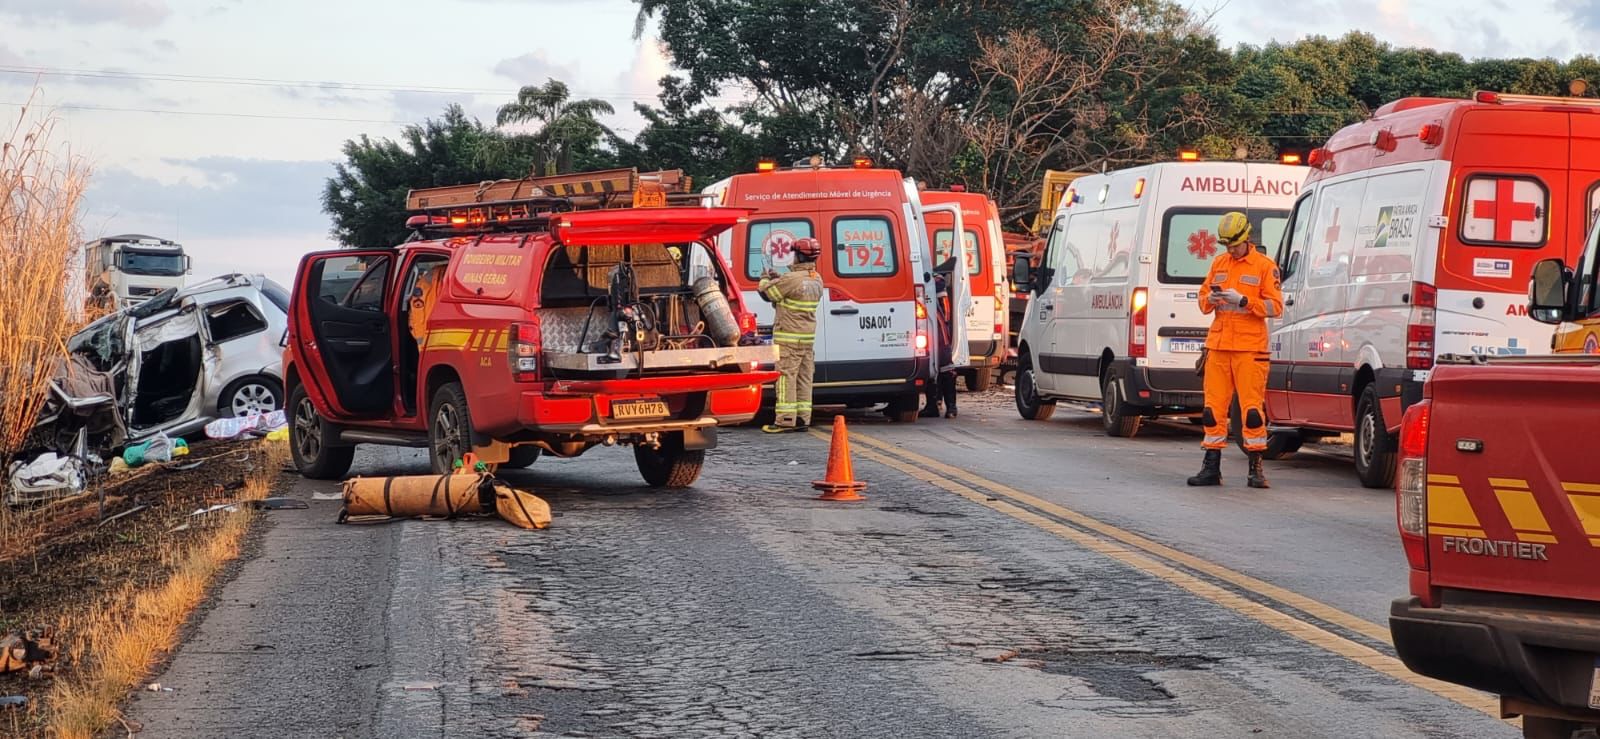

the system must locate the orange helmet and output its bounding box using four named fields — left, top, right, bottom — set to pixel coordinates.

left=792, top=237, right=821, bottom=261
